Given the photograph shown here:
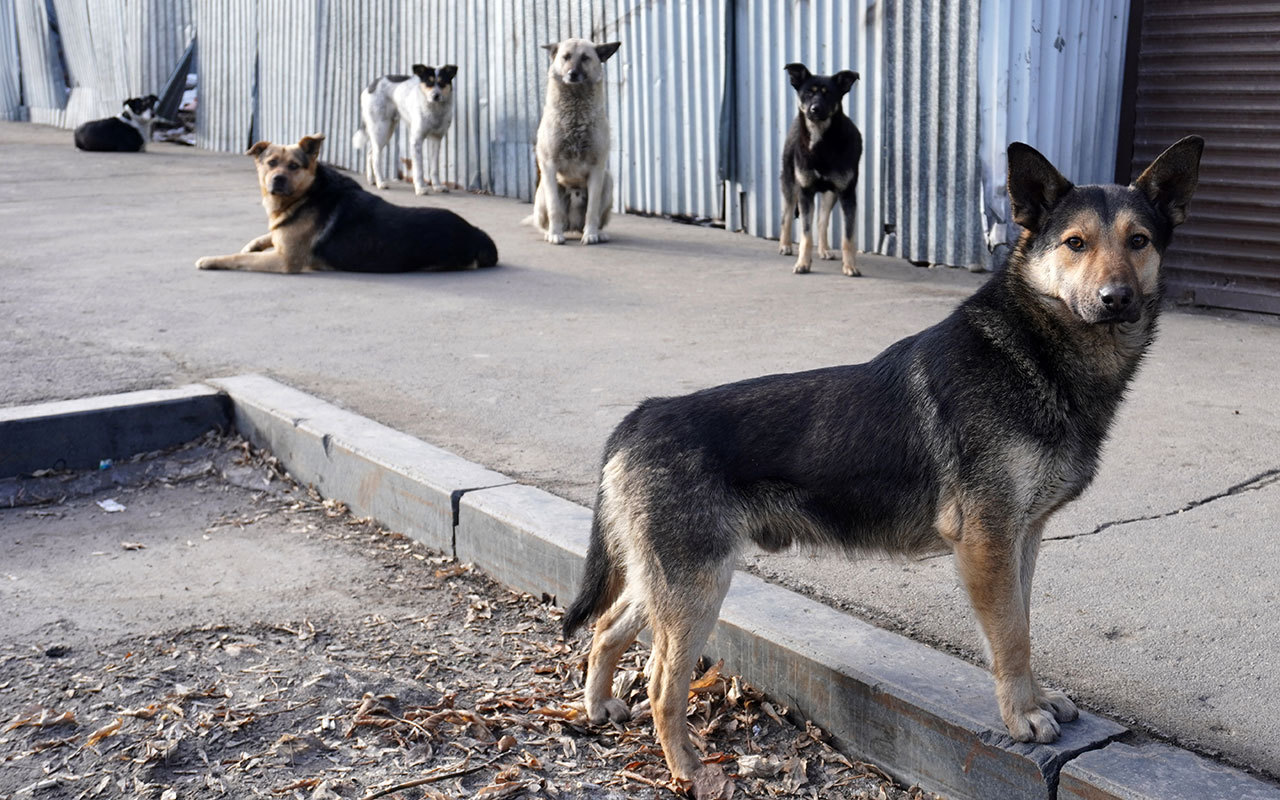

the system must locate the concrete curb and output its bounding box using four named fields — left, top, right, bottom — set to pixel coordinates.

left=6, top=376, right=1278, bottom=799
left=0, top=385, right=230, bottom=479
